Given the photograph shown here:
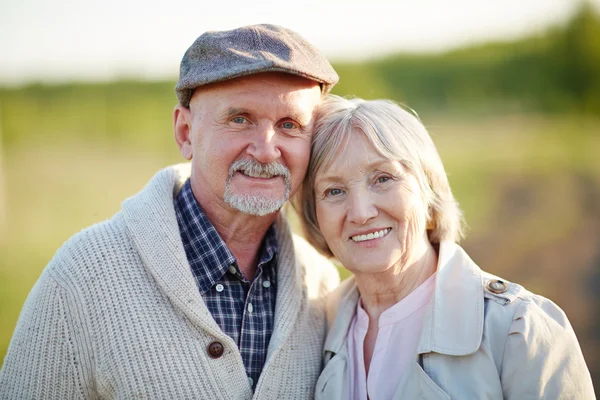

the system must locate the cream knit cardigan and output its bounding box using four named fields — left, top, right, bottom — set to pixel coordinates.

left=0, top=164, right=339, bottom=399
